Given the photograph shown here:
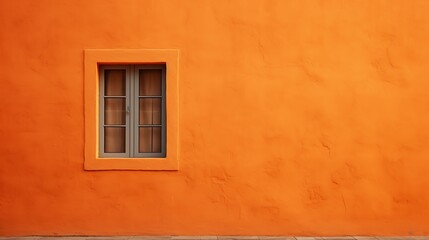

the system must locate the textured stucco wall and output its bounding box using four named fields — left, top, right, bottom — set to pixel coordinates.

left=1, top=0, right=429, bottom=236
